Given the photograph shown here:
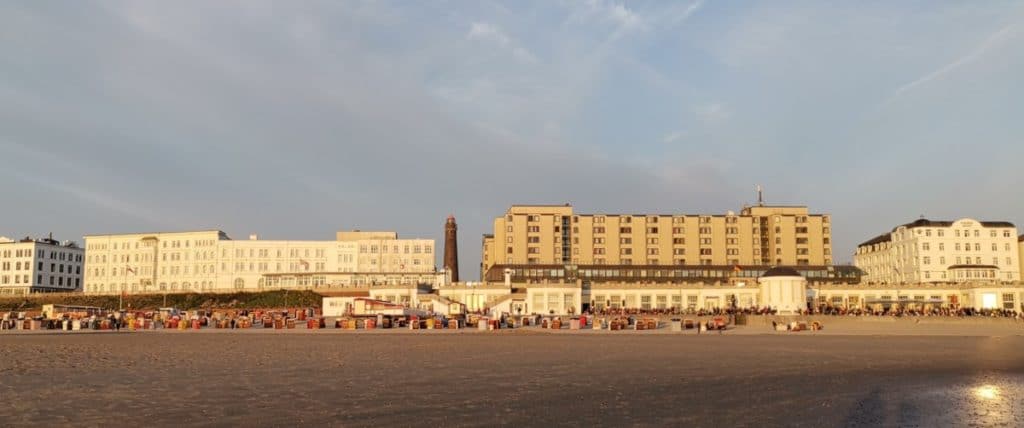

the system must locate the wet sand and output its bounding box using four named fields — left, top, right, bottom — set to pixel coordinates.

left=2, top=331, right=1023, bottom=427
